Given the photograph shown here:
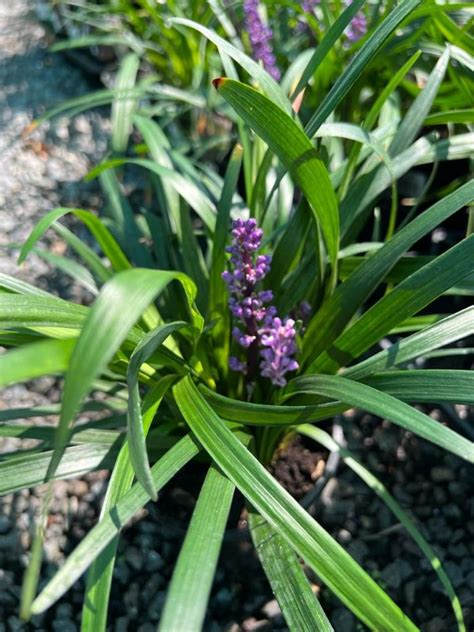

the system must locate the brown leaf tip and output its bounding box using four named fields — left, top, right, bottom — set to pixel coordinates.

left=212, top=77, right=225, bottom=90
